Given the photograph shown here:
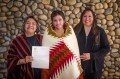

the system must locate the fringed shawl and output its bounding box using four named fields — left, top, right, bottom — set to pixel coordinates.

left=42, top=23, right=83, bottom=79
left=7, top=34, right=42, bottom=79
